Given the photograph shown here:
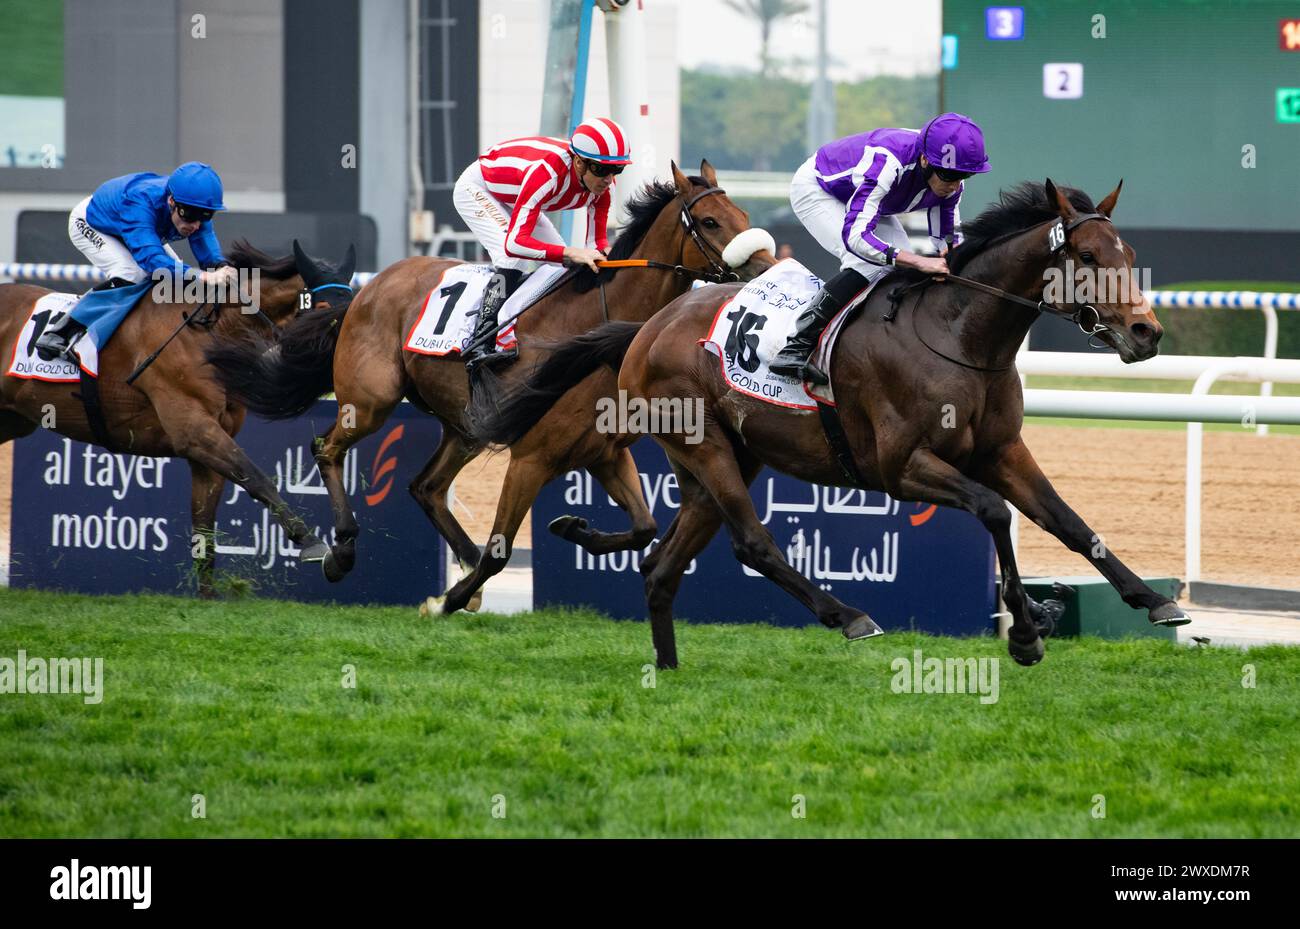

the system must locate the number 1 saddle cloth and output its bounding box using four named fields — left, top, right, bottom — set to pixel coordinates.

left=698, top=258, right=880, bottom=410
left=403, top=263, right=567, bottom=357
